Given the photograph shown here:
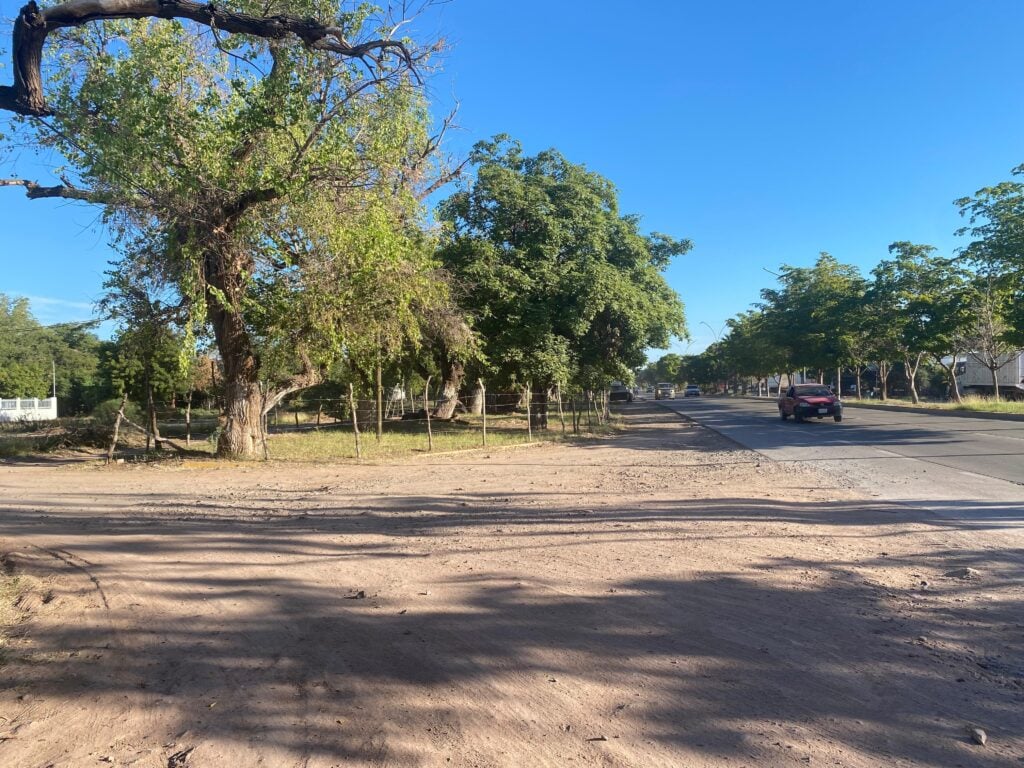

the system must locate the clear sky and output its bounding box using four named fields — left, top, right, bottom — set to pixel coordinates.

left=3, top=1, right=1024, bottom=355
